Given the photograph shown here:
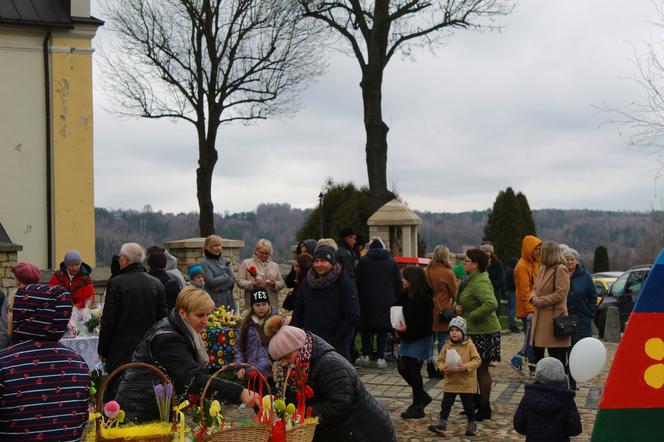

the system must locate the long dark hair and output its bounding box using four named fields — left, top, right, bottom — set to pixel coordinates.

left=402, top=266, right=433, bottom=299
left=295, top=253, right=313, bottom=287
left=238, top=305, right=272, bottom=356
